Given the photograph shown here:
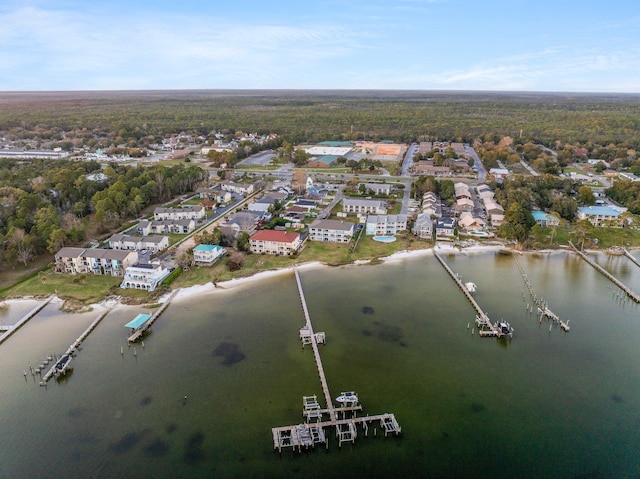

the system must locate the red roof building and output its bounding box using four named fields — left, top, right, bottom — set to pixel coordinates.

left=249, top=230, right=304, bottom=255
